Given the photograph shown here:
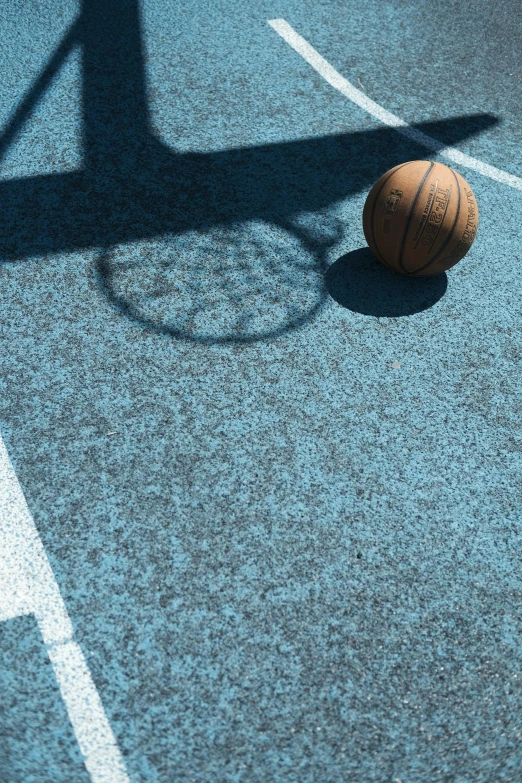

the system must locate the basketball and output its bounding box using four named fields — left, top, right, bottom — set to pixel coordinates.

left=362, top=161, right=479, bottom=276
